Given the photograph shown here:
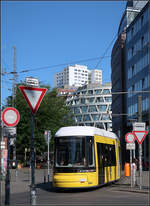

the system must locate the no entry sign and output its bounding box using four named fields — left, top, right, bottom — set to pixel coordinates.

left=2, top=107, right=20, bottom=127
left=125, top=132, right=135, bottom=143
